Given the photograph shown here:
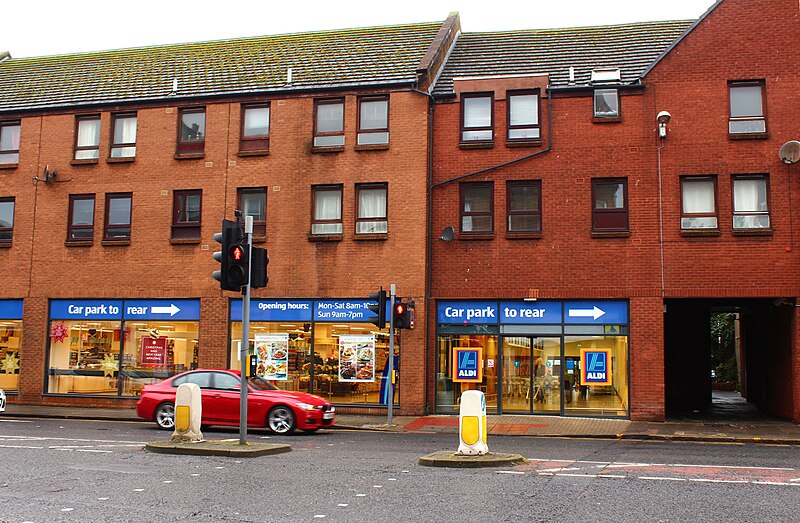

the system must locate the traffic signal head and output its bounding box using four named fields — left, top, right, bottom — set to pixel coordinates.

left=227, top=243, right=249, bottom=289
left=212, top=219, right=238, bottom=291
left=367, top=289, right=387, bottom=329
left=393, top=301, right=411, bottom=329
left=250, top=247, right=269, bottom=288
